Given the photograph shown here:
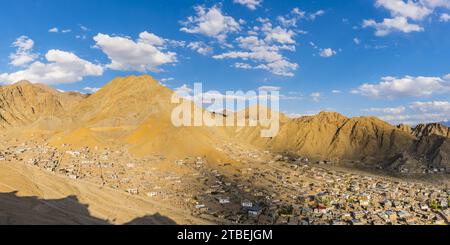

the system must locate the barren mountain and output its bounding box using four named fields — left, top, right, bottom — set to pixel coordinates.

left=232, top=110, right=450, bottom=170
left=49, top=75, right=234, bottom=163
left=0, top=81, right=86, bottom=129
left=1, top=75, right=449, bottom=171
left=397, top=124, right=413, bottom=134
left=412, top=123, right=450, bottom=138
left=235, top=112, right=413, bottom=161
